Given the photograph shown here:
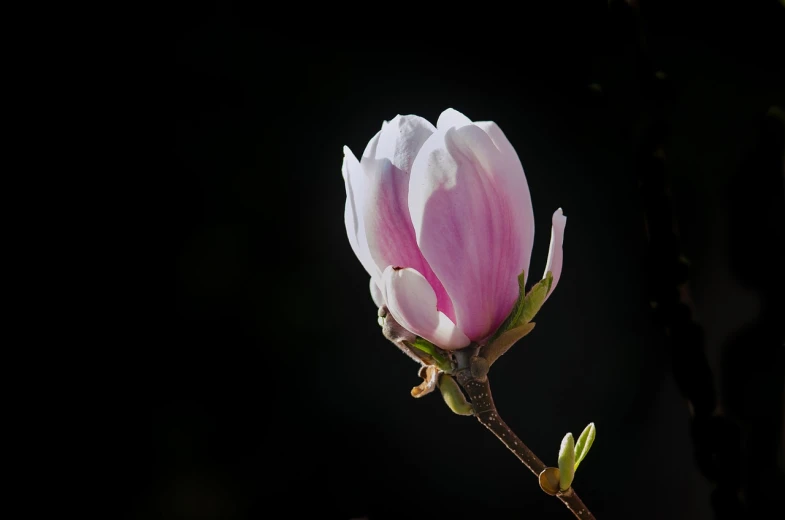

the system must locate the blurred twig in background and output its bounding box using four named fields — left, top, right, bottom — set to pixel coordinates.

left=606, top=1, right=784, bottom=518
left=722, top=106, right=785, bottom=517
